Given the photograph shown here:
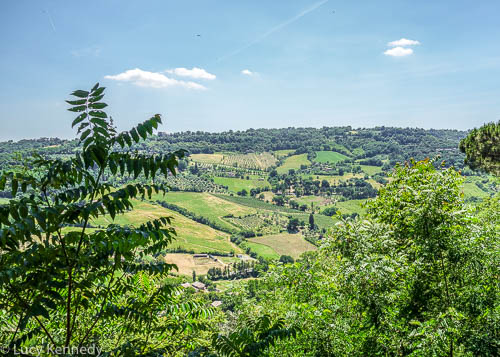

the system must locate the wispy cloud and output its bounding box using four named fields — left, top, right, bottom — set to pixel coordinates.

left=384, top=47, right=414, bottom=57
left=165, top=67, right=216, bottom=80
left=104, top=68, right=206, bottom=90
left=388, top=38, right=420, bottom=47
left=71, top=46, right=101, bottom=58
left=241, top=69, right=255, bottom=76
left=216, top=0, right=328, bottom=63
